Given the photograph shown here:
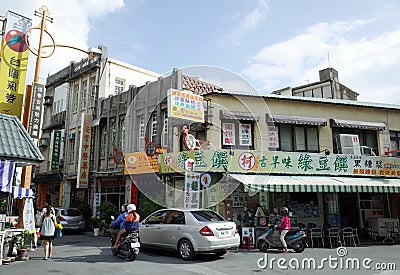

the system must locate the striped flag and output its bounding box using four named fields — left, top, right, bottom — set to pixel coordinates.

left=0, top=160, right=16, bottom=193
